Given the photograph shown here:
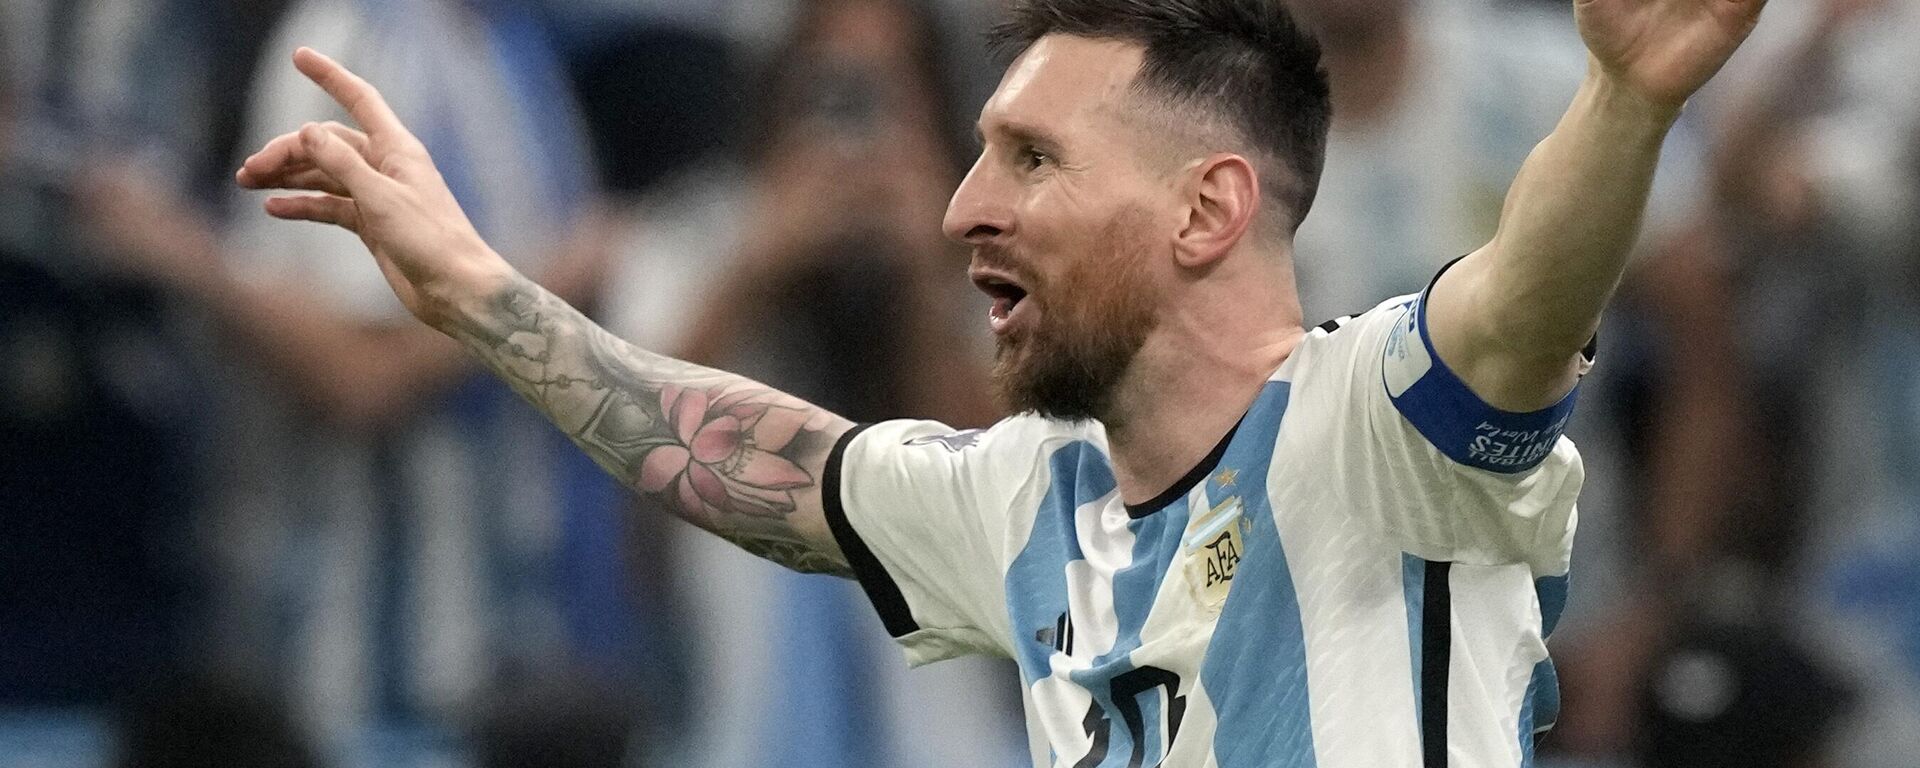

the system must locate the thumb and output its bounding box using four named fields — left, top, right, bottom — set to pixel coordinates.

left=299, top=122, right=389, bottom=199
